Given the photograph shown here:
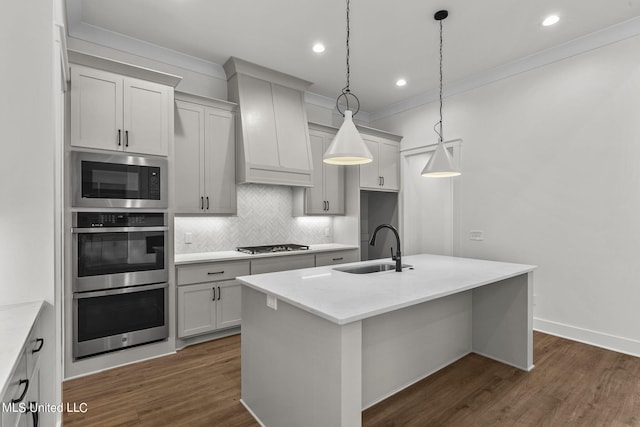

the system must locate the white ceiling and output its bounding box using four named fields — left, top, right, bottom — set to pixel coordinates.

left=67, top=0, right=640, bottom=114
